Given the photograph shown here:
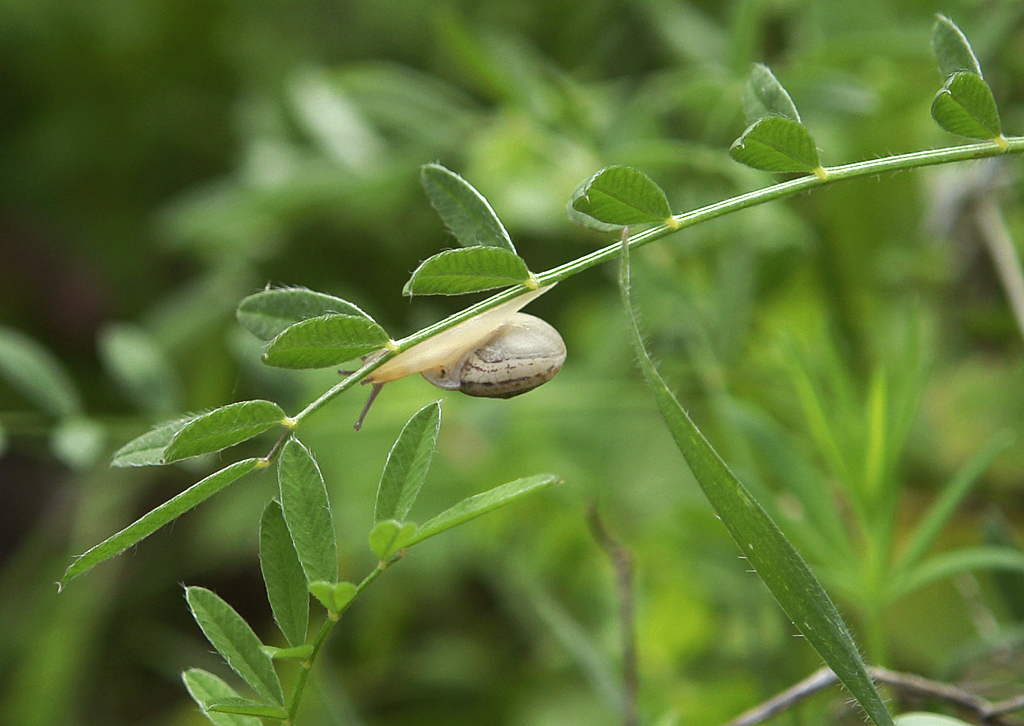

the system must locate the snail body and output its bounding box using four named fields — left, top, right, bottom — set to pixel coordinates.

left=353, top=286, right=564, bottom=429
left=420, top=312, right=565, bottom=398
